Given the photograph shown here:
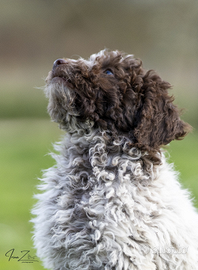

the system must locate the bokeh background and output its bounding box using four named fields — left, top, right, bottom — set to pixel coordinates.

left=0, top=0, right=198, bottom=269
